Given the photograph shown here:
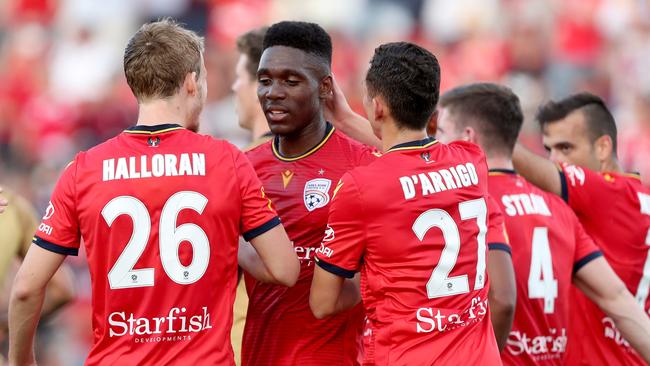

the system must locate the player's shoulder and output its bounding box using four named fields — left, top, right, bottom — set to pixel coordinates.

left=445, top=140, right=486, bottom=159
left=243, top=139, right=273, bottom=166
